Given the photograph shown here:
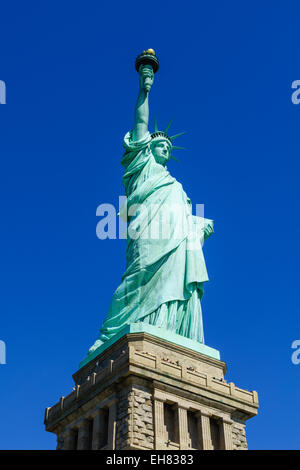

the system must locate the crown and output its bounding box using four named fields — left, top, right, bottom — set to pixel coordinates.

left=150, top=118, right=185, bottom=161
